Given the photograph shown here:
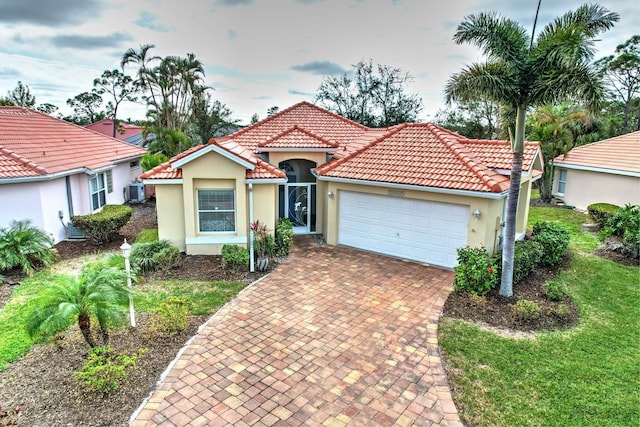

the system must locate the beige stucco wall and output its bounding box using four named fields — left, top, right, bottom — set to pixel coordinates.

left=553, top=167, right=640, bottom=211
left=252, top=183, right=278, bottom=231
left=320, top=181, right=507, bottom=255
left=155, top=184, right=186, bottom=251
left=516, top=178, right=532, bottom=238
